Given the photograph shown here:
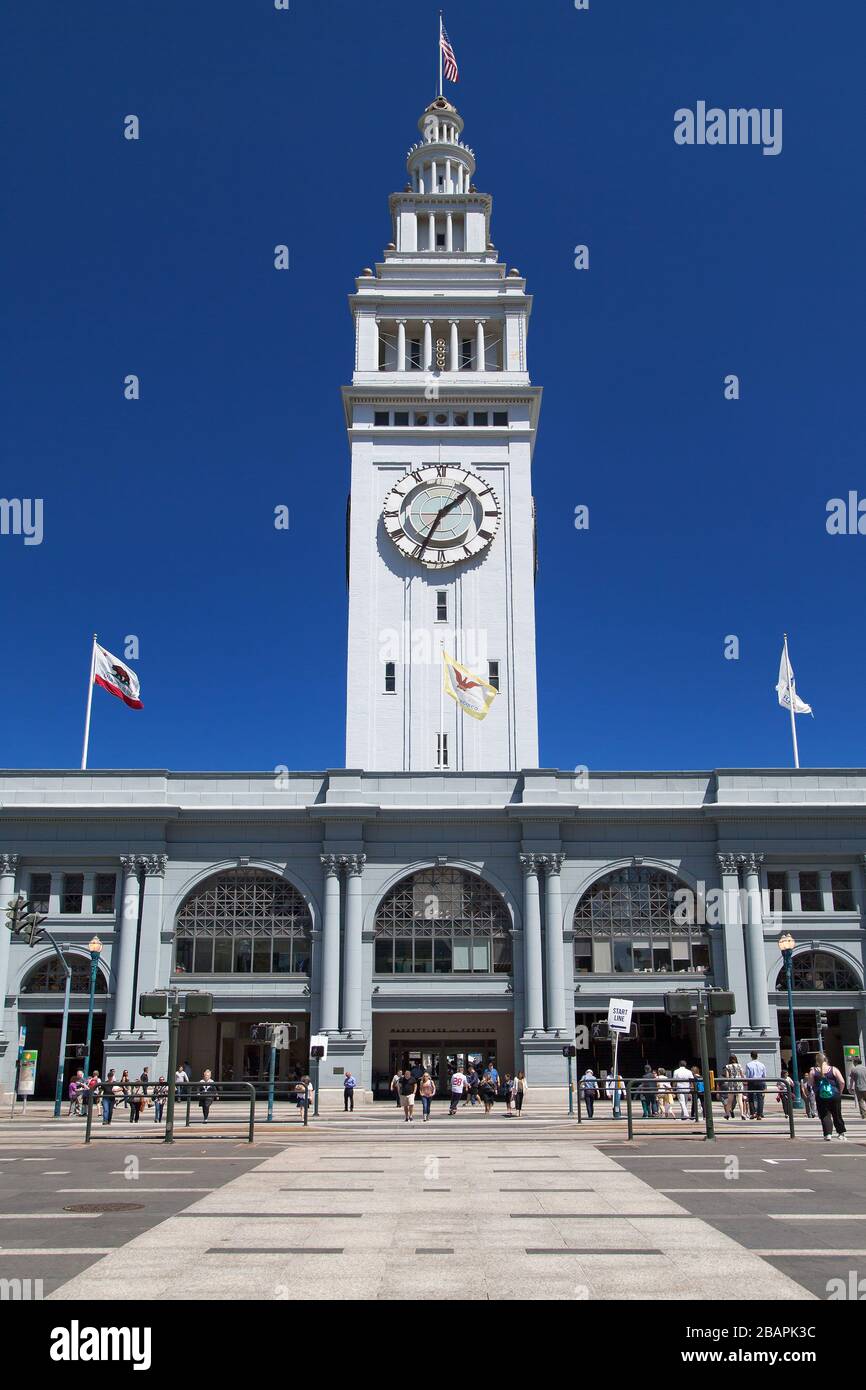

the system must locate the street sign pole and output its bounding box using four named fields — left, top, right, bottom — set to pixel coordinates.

left=164, top=990, right=181, bottom=1145
left=267, top=1035, right=277, bottom=1122
left=696, top=992, right=715, bottom=1141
